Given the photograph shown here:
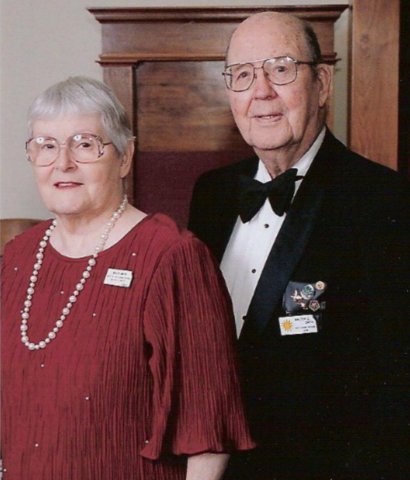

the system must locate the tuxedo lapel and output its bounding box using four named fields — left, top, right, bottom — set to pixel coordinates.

left=240, top=138, right=333, bottom=341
